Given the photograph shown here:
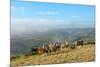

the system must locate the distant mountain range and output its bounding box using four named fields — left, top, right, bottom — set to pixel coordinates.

left=10, top=28, right=95, bottom=55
